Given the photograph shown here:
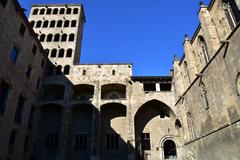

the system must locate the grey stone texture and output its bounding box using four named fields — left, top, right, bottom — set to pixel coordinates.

left=0, top=0, right=240, bottom=160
